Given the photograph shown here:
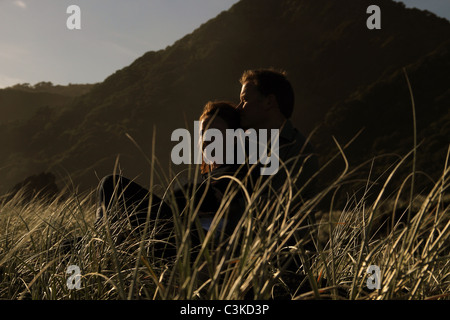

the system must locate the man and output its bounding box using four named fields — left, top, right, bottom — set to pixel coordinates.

left=236, top=68, right=318, bottom=200
left=234, top=69, right=319, bottom=276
